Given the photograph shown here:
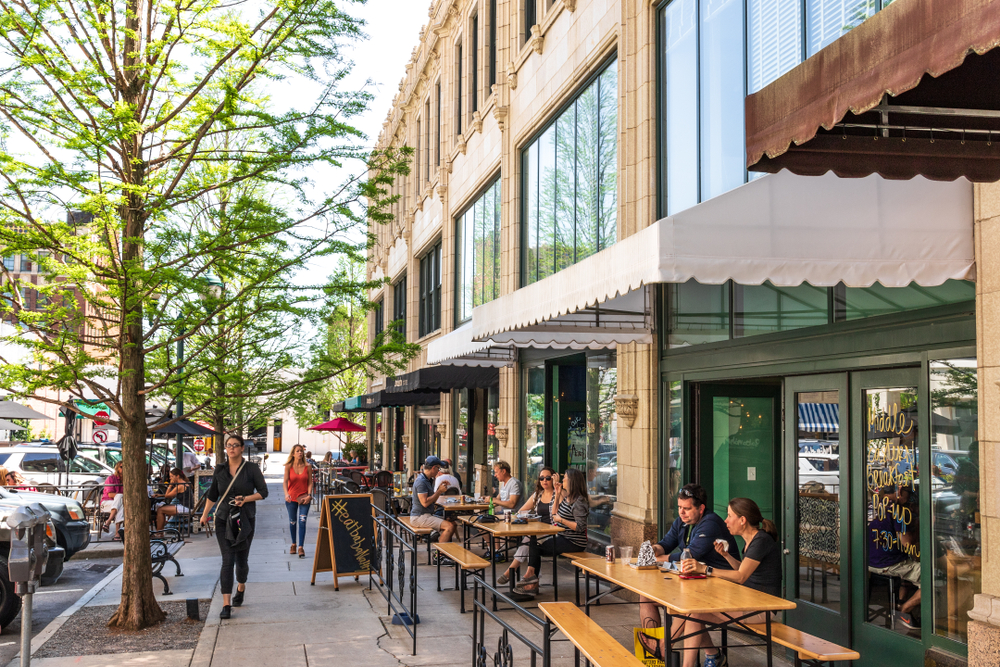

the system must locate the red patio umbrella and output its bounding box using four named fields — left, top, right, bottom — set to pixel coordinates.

left=309, top=417, right=365, bottom=432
